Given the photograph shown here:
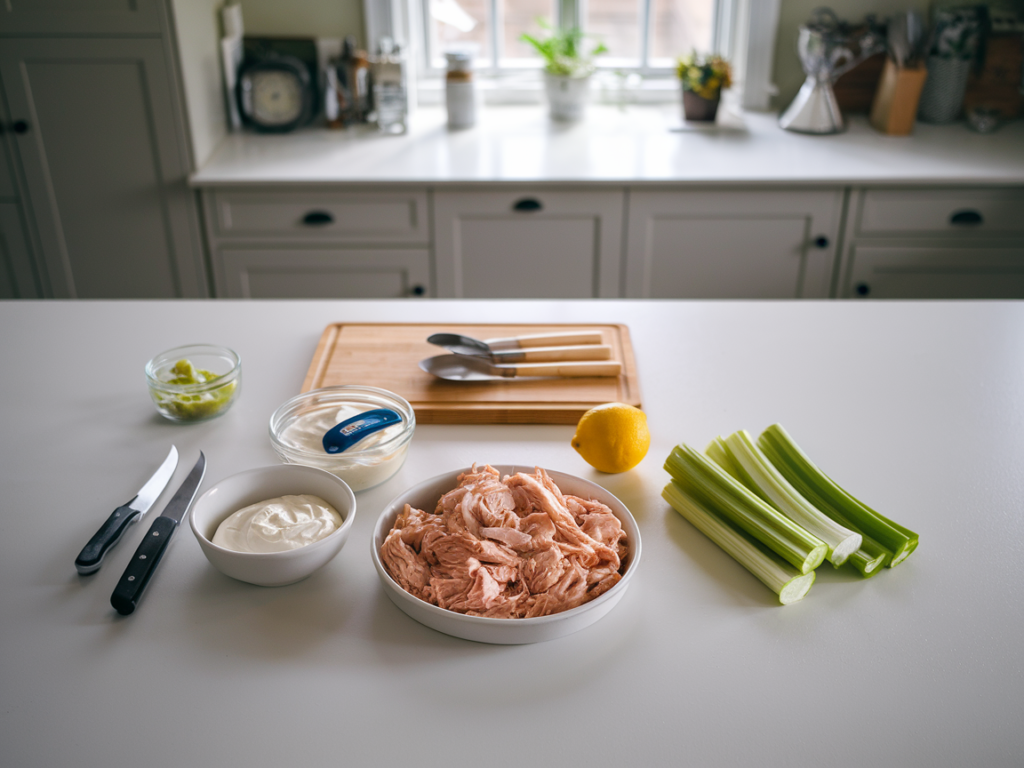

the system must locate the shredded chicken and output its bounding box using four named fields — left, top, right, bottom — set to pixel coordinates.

left=380, top=465, right=629, bottom=618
